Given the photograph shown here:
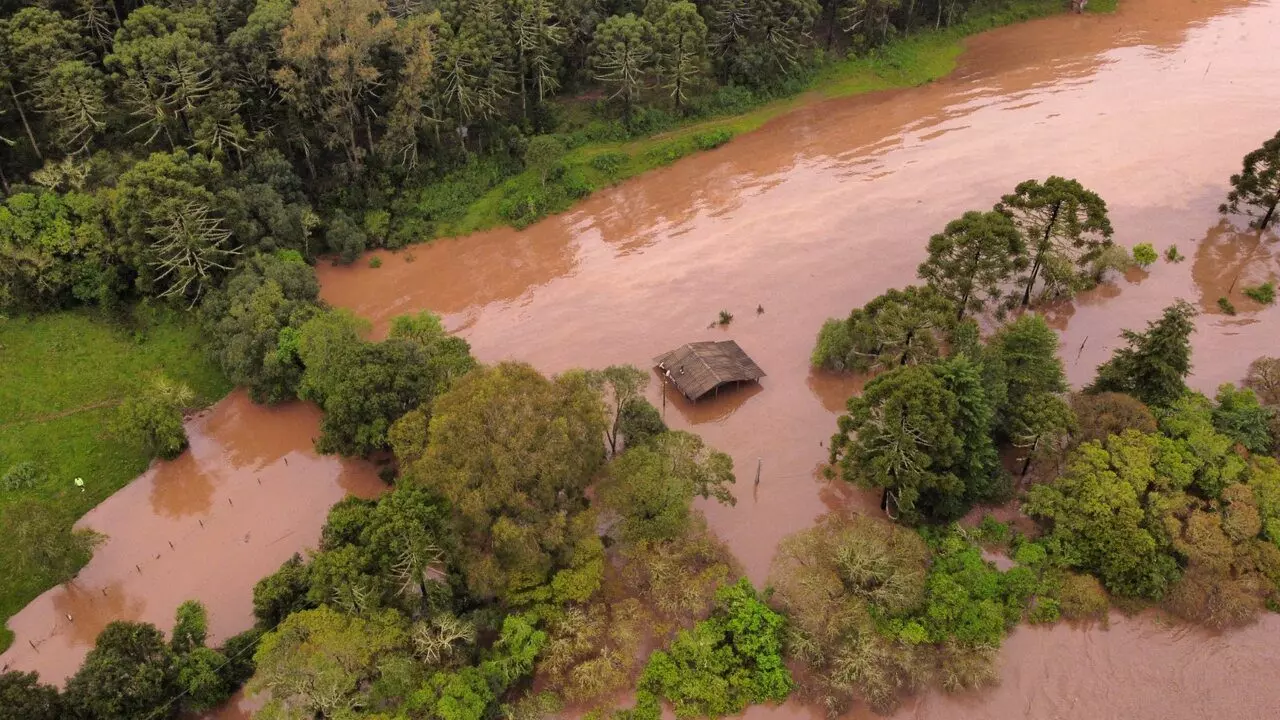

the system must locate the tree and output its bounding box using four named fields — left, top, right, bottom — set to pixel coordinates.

left=0, top=190, right=114, bottom=312
left=252, top=553, right=313, bottom=628
left=200, top=251, right=322, bottom=404
left=65, top=622, right=179, bottom=720
left=275, top=0, right=396, bottom=174
left=37, top=61, right=108, bottom=153
left=176, top=646, right=233, bottom=713
left=1219, top=129, right=1279, bottom=229
left=591, top=364, right=649, bottom=455
left=1068, top=392, right=1157, bottom=448
left=249, top=606, right=407, bottom=719
left=598, top=430, right=736, bottom=542
left=768, top=513, right=930, bottom=714
left=830, top=363, right=976, bottom=523
left=297, top=310, right=475, bottom=455
left=618, top=397, right=668, bottom=449
left=811, top=285, right=956, bottom=372
left=524, top=135, right=565, bottom=187
left=1212, top=384, right=1275, bottom=454
left=2, top=7, right=84, bottom=161
left=917, top=210, right=1025, bottom=320
left=113, top=375, right=194, bottom=460
left=984, top=314, right=1073, bottom=473
left=1088, top=300, right=1197, bottom=408
left=171, top=600, right=209, bottom=655
left=401, top=363, right=606, bottom=602
left=653, top=2, right=707, bottom=108
left=996, top=176, right=1114, bottom=306
left=1025, top=433, right=1183, bottom=599
left=1159, top=393, right=1247, bottom=500
left=1244, top=356, right=1280, bottom=406
left=511, top=0, right=565, bottom=115
left=110, top=151, right=240, bottom=302
left=591, top=14, right=654, bottom=117
left=636, top=578, right=792, bottom=718
left=0, top=671, right=65, bottom=720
